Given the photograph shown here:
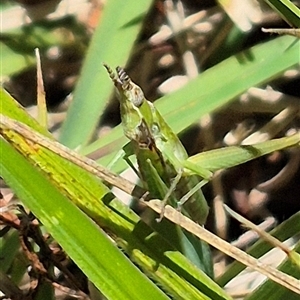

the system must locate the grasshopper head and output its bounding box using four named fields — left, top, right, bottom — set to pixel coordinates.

left=104, top=64, right=146, bottom=140
left=103, top=64, right=144, bottom=107
left=116, top=66, right=144, bottom=108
